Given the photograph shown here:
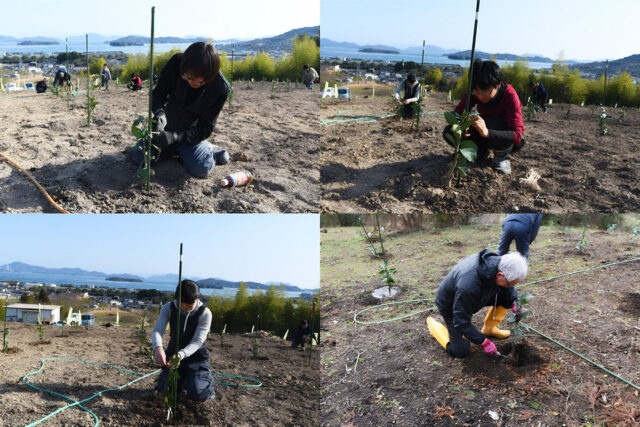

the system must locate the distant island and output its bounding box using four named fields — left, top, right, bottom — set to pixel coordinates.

left=18, top=41, right=59, bottom=46
left=447, top=50, right=553, bottom=63
left=110, top=41, right=144, bottom=46
left=359, top=48, right=399, bottom=54
left=105, top=276, right=143, bottom=283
